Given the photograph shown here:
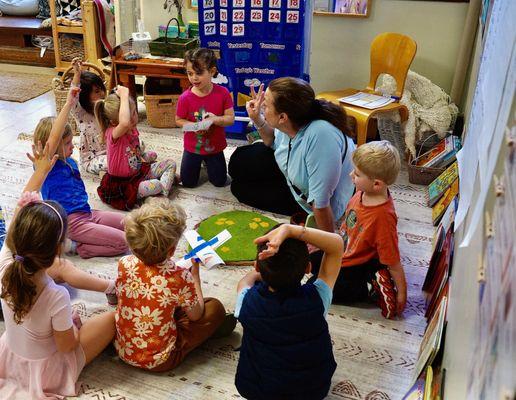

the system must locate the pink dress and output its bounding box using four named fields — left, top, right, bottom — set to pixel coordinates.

left=0, top=246, right=86, bottom=400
